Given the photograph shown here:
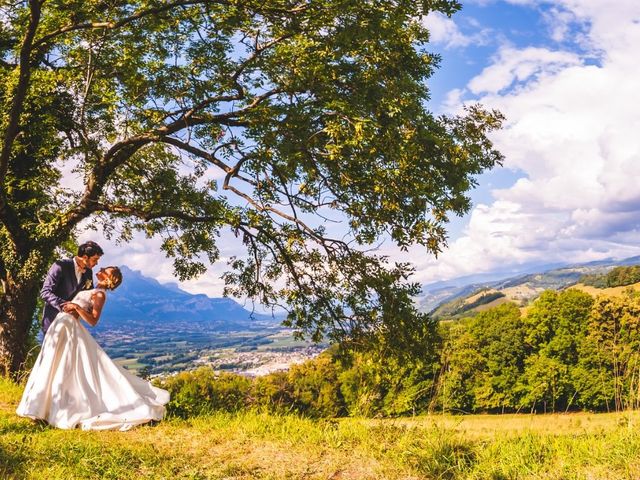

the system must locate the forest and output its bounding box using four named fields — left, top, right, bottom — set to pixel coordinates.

left=158, top=272, right=640, bottom=418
